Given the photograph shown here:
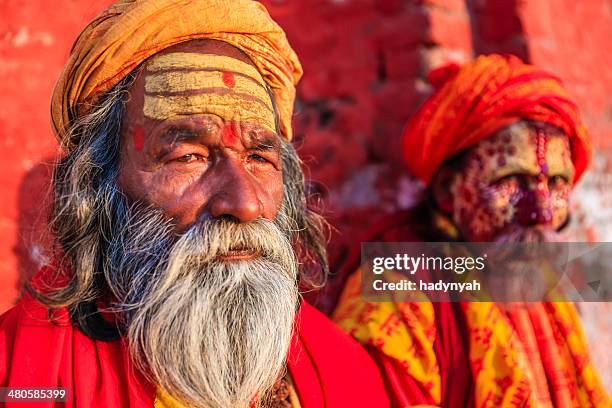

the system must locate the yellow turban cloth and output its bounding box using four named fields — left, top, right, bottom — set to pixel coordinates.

left=51, top=0, right=303, bottom=151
